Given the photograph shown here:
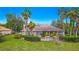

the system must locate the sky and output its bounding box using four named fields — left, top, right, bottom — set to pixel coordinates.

left=0, top=7, right=60, bottom=24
